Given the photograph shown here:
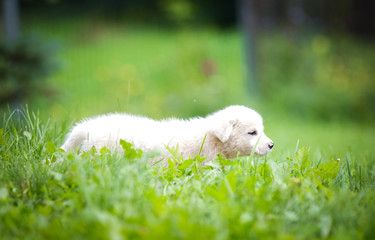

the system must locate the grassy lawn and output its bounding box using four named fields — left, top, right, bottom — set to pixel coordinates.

left=1, top=16, right=375, bottom=239
left=25, top=18, right=246, bottom=120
